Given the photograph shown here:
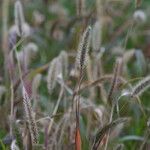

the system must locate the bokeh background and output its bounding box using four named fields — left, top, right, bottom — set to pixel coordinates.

left=0, top=0, right=150, bottom=149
